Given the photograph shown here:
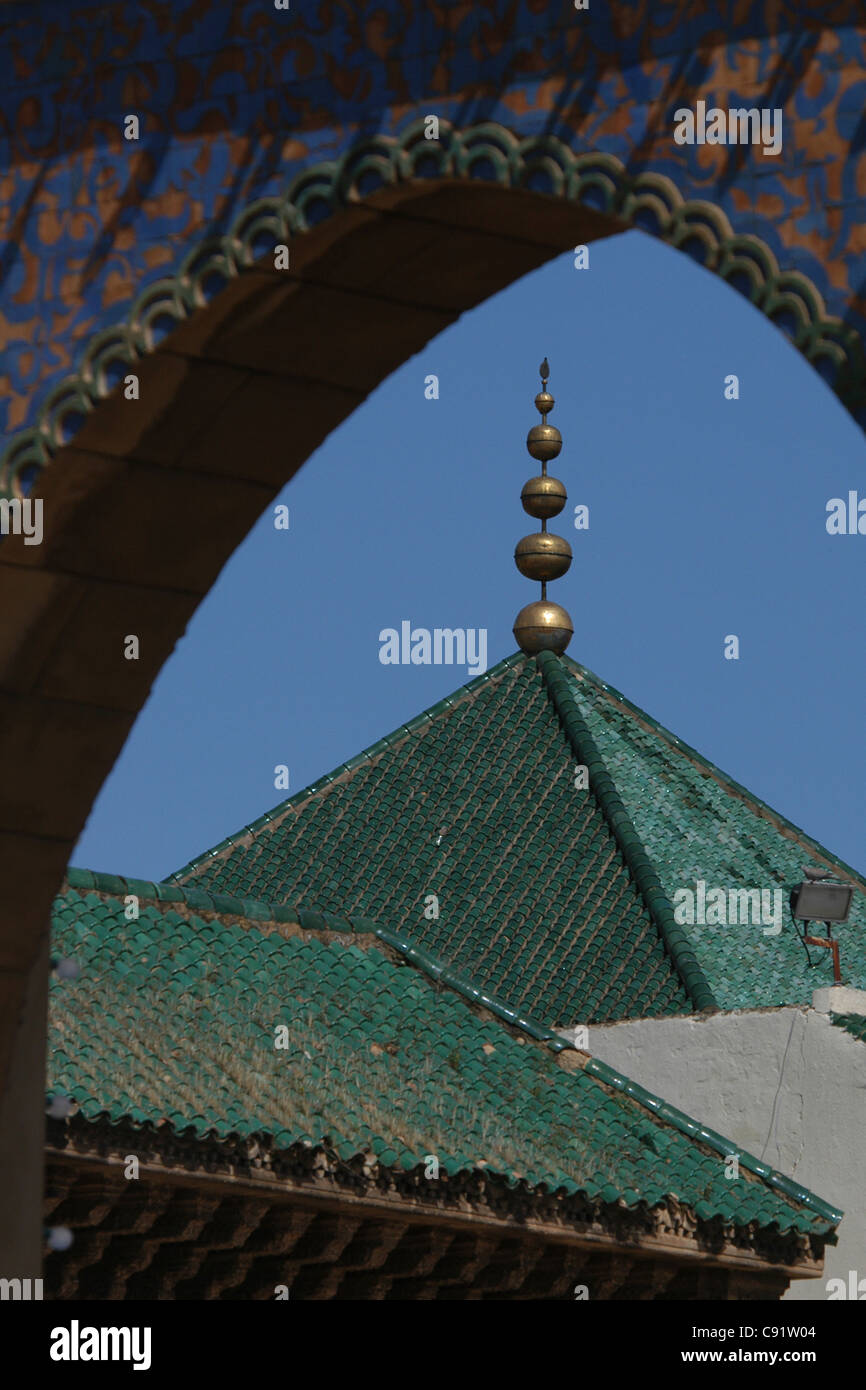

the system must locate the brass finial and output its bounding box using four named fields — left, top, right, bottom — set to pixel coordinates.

left=513, top=359, right=573, bottom=656
left=526, top=356, right=562, bottom=464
